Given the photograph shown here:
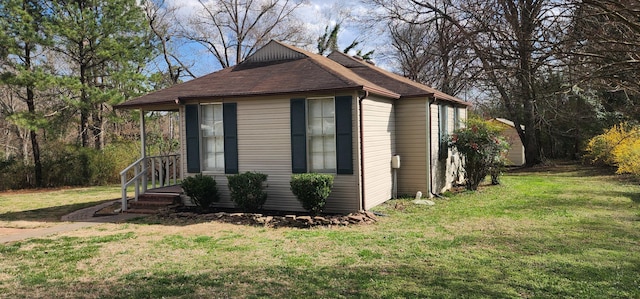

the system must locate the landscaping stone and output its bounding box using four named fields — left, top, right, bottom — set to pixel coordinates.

left=152, top=208, right=379, bottom=228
